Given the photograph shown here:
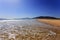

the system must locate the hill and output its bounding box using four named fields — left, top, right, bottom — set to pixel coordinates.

left=33, top=16, right=60, bottom=19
